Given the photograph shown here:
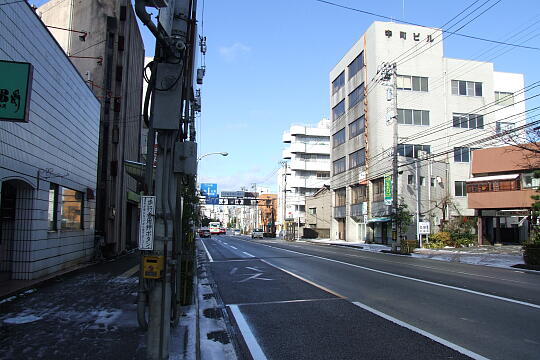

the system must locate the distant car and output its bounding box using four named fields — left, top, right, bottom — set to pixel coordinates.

left=251, top=229, right=264, bottom=239
left=233, top=229, right=241, bottom=235
left=220, top=227, right=227, bottom=234
left=198, top=228, right=211, bottom=238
